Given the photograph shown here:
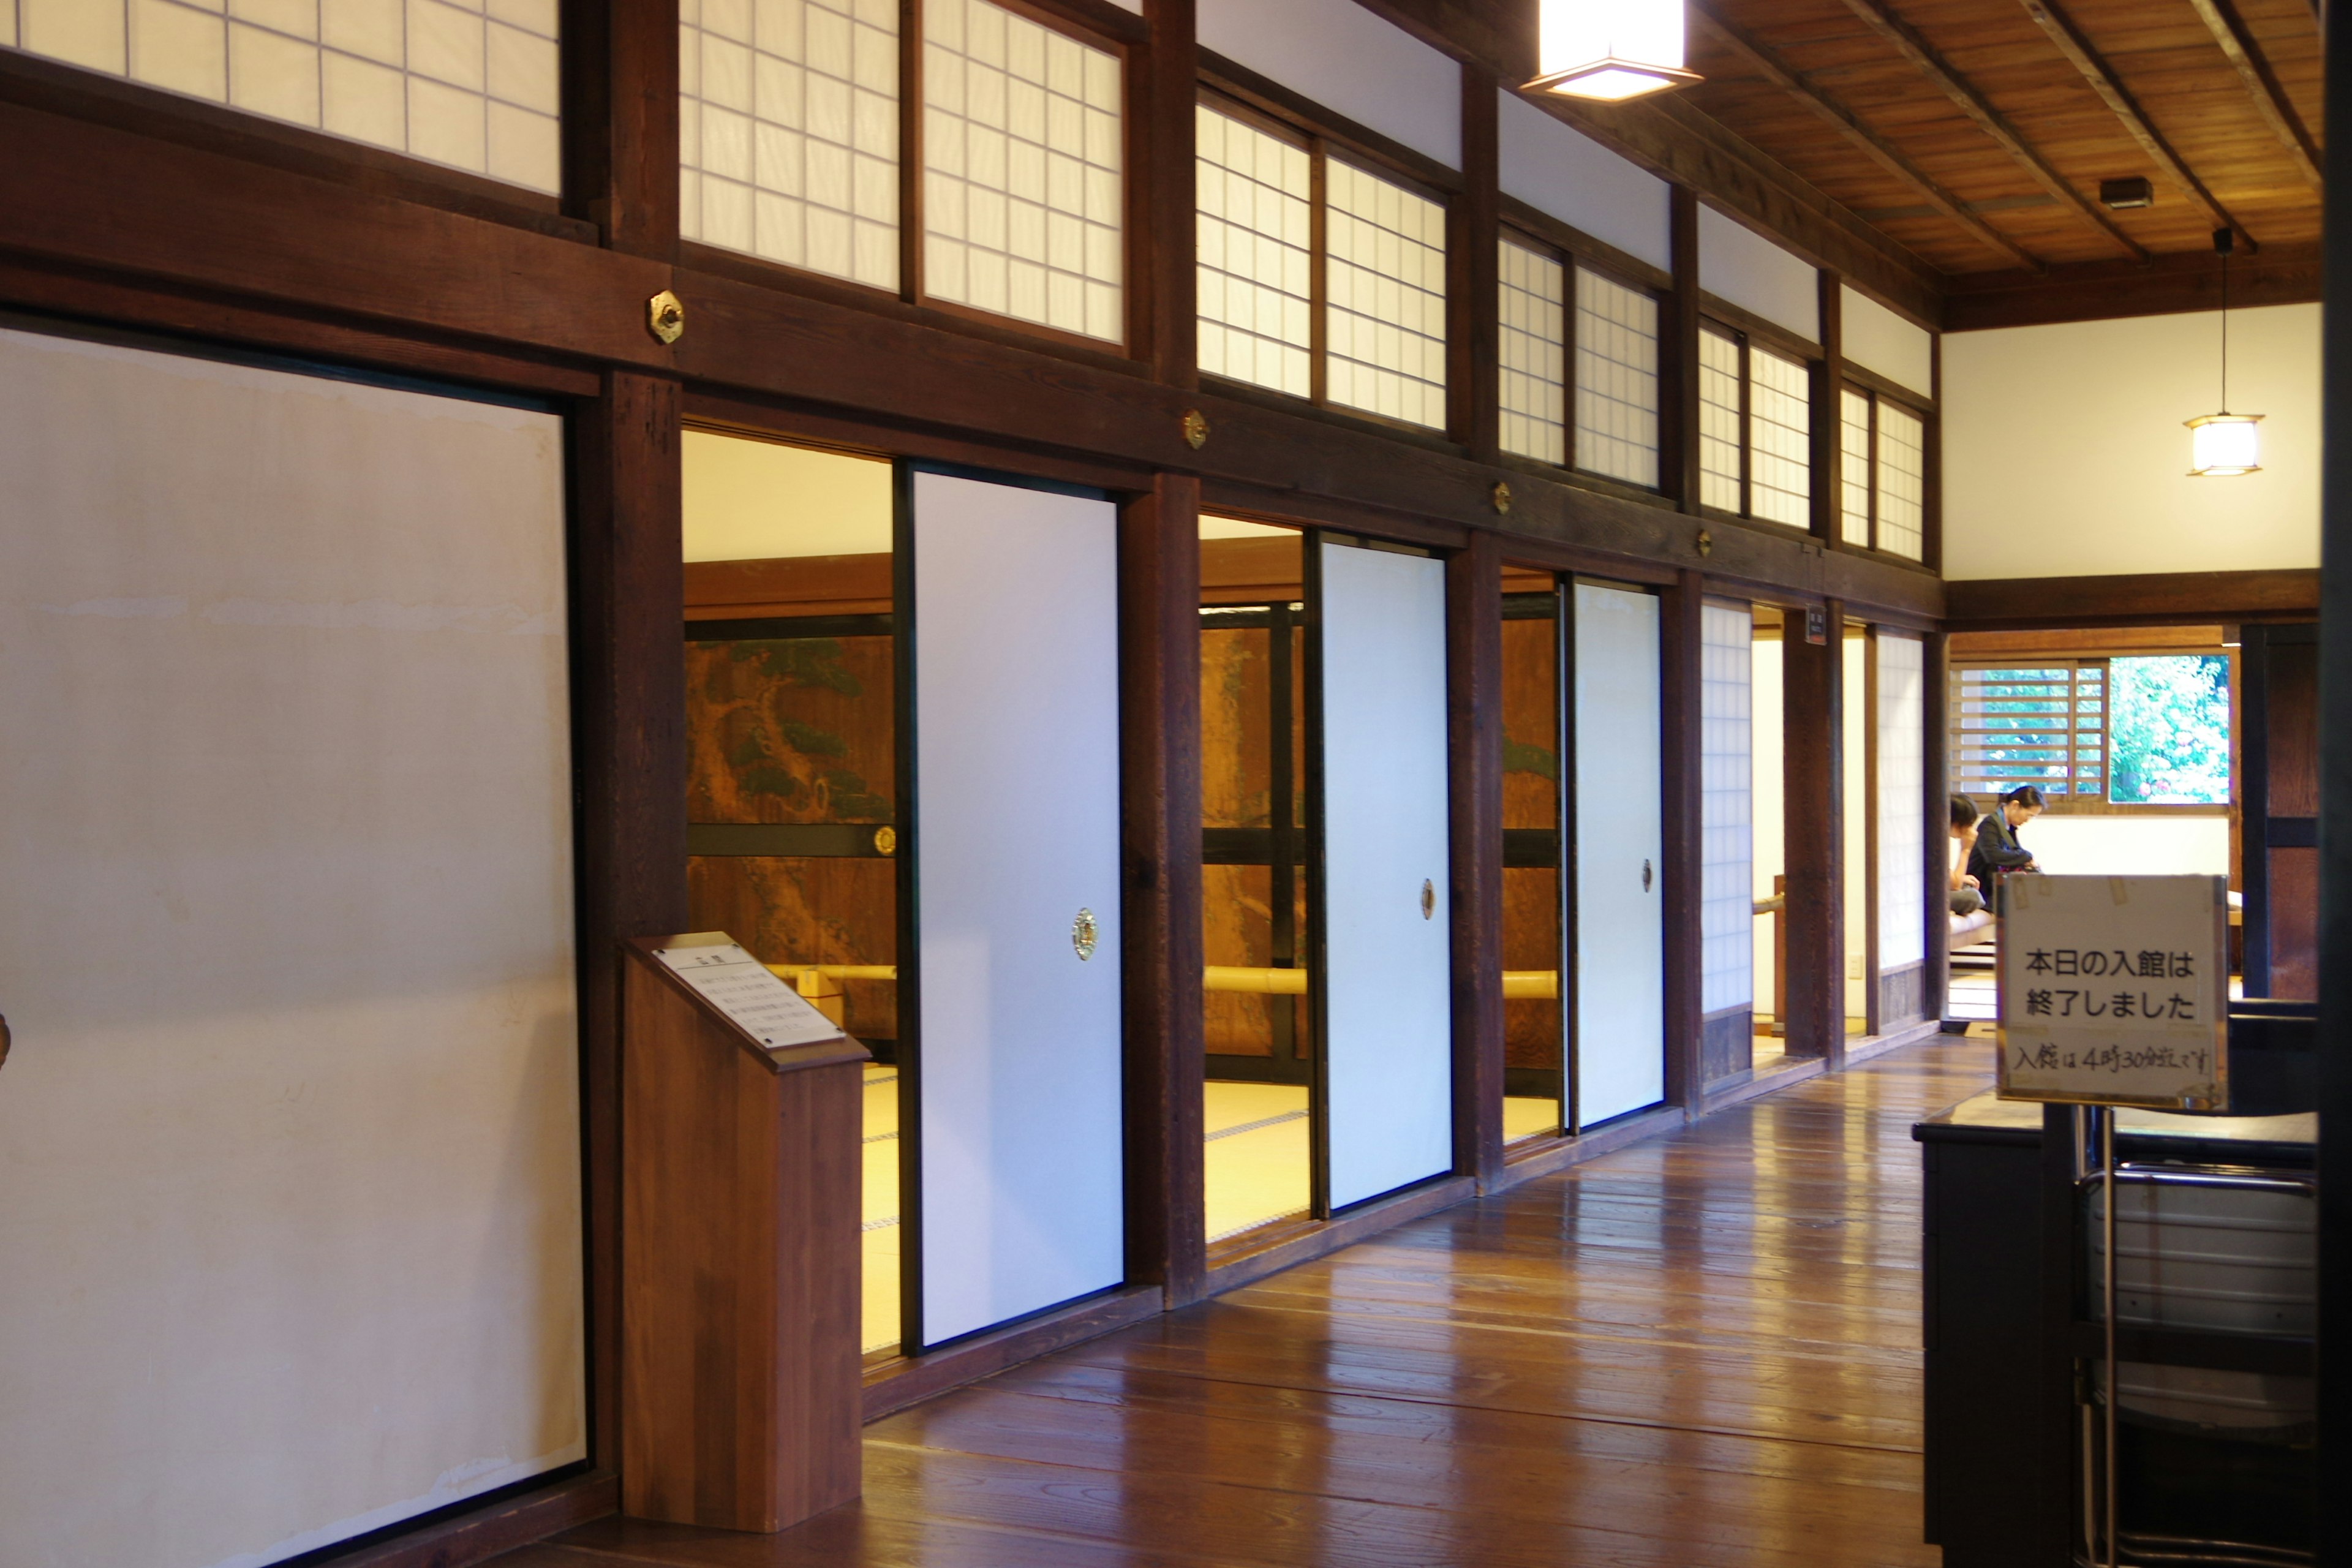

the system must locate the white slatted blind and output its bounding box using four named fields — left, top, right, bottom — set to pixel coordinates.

left=1951, top=662, right=2108, bottom=801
